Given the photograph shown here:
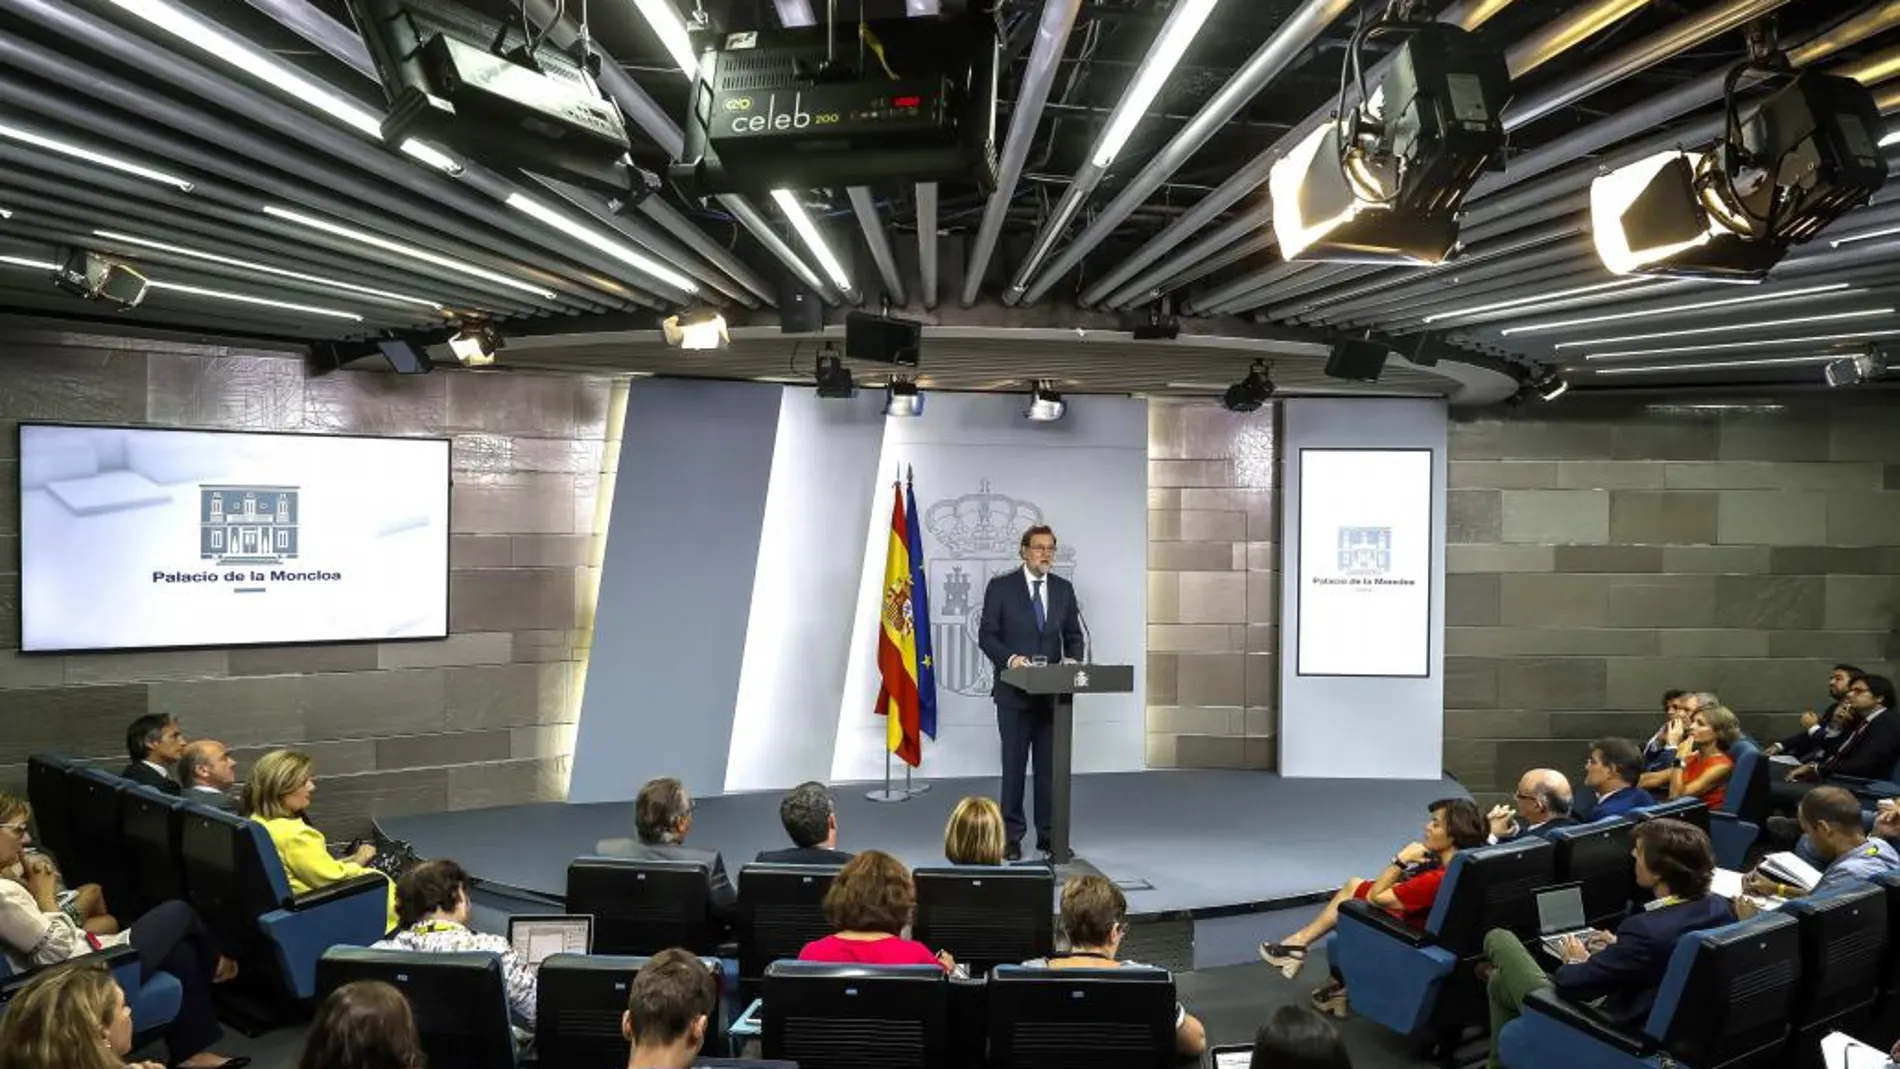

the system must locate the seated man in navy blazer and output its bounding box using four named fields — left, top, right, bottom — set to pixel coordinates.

left=755, top=781, right=853, bottom=865
left=120, top=713, right=186, bottom=795
left=978, top=524, right=1084, bottom=861
left=597, top=777, right=739, bottom=930
left=1572, top=738, right=1649, bottom=822
left=1486, top=769, right=1576, bottom=844
left=1481, top=819, right=1735, bottom=1069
